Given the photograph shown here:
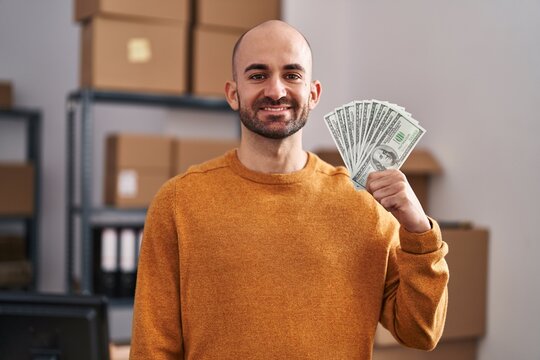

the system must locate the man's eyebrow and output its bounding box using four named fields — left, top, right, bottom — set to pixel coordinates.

left=244, top=63, right=269, bottom=73
left=283, top=64, right=305, bottom=72
left=243, top=63, right=306, bottom=73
